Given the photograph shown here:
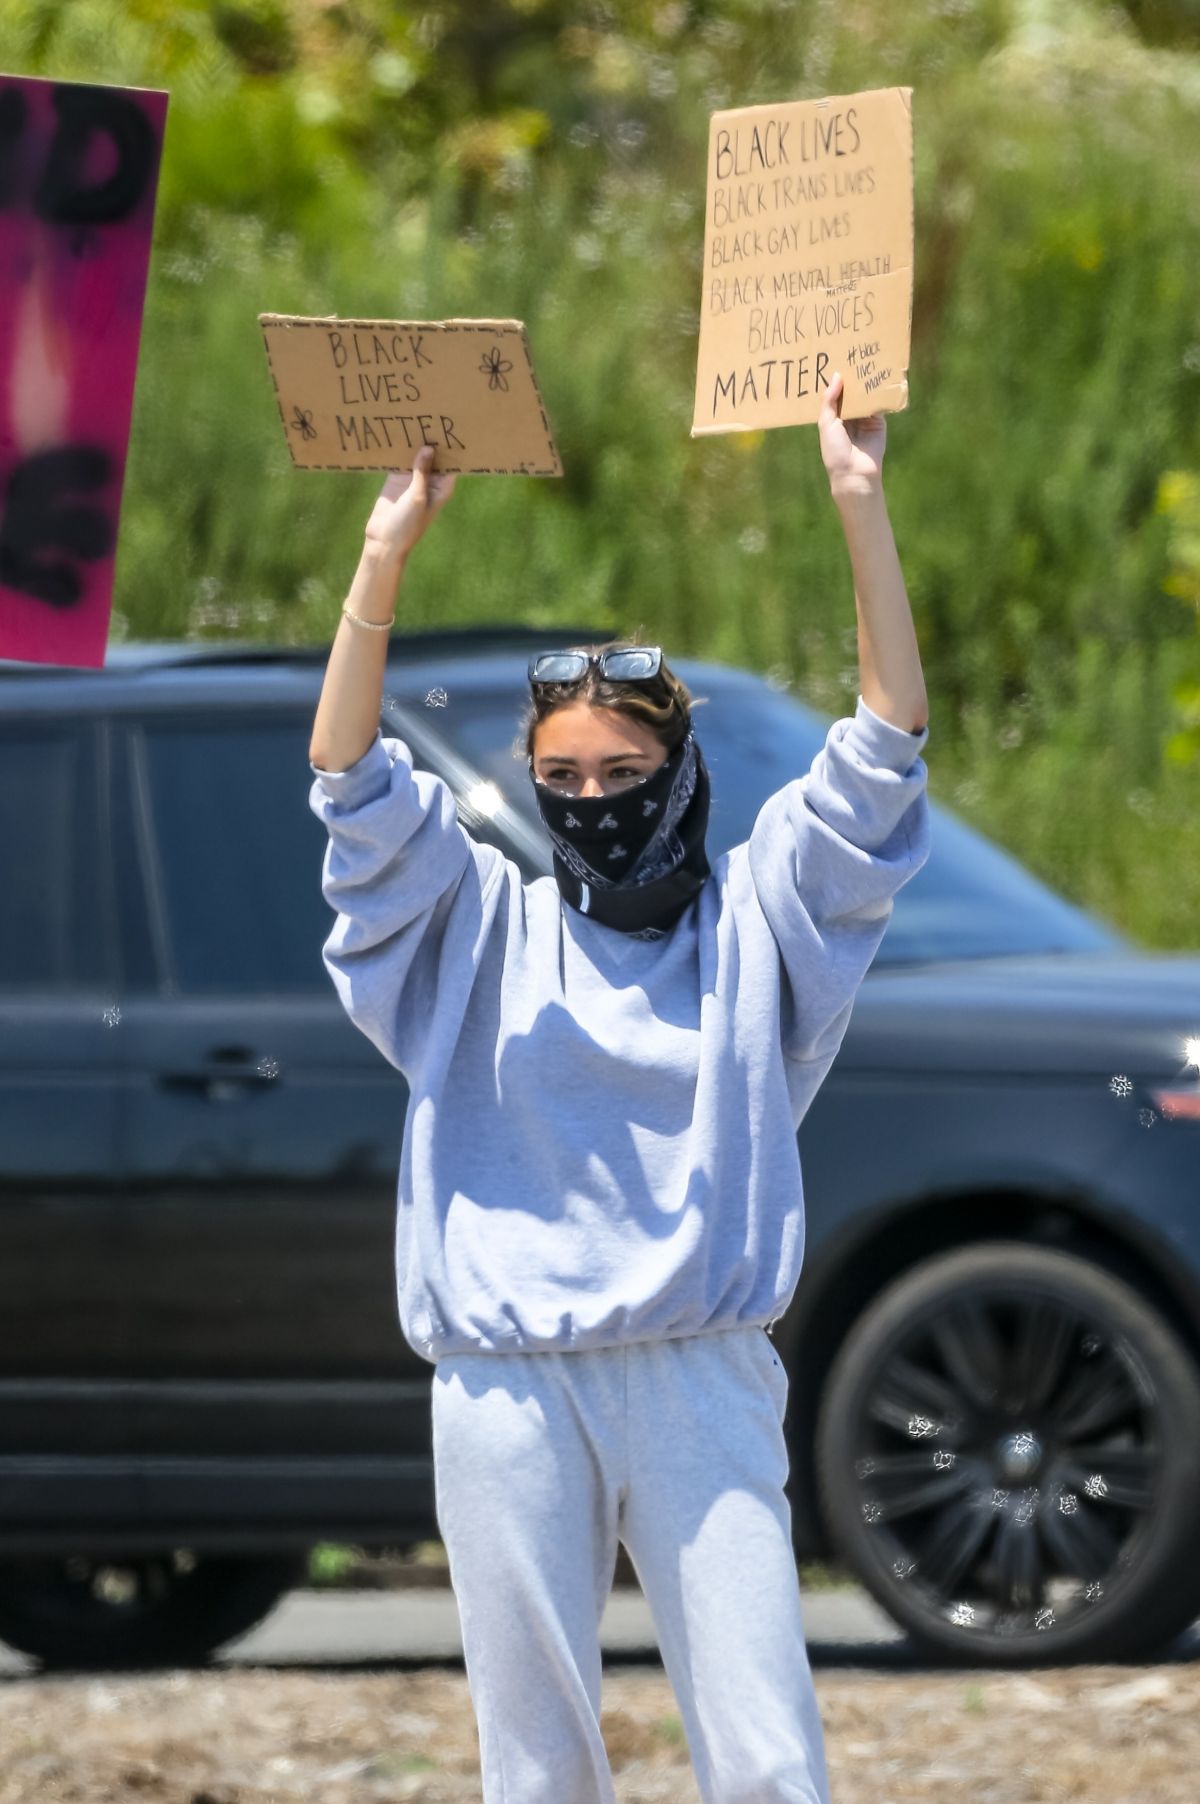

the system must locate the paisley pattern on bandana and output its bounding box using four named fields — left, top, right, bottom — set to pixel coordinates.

left=530, top=730, right=712, bottom=936
left=623, top=736, right=699, bottom=887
